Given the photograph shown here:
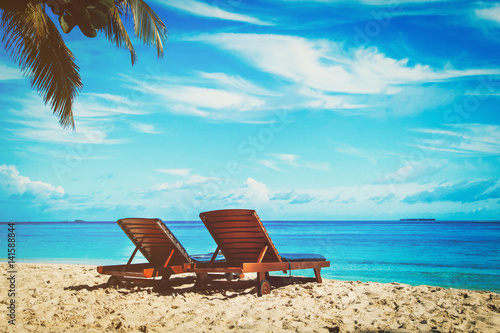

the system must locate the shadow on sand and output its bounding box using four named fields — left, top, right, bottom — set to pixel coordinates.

left=64, top=274, right=320, bottom=299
